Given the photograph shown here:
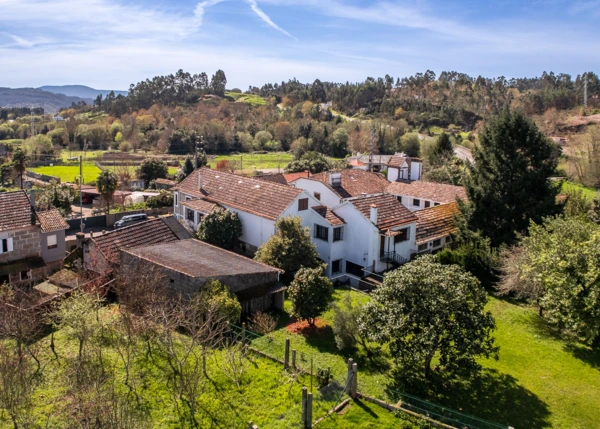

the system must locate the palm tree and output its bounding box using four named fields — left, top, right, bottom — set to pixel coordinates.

left=11, top=148, right=30, bottom=189
left=96, top=171, right=118, bottom=214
